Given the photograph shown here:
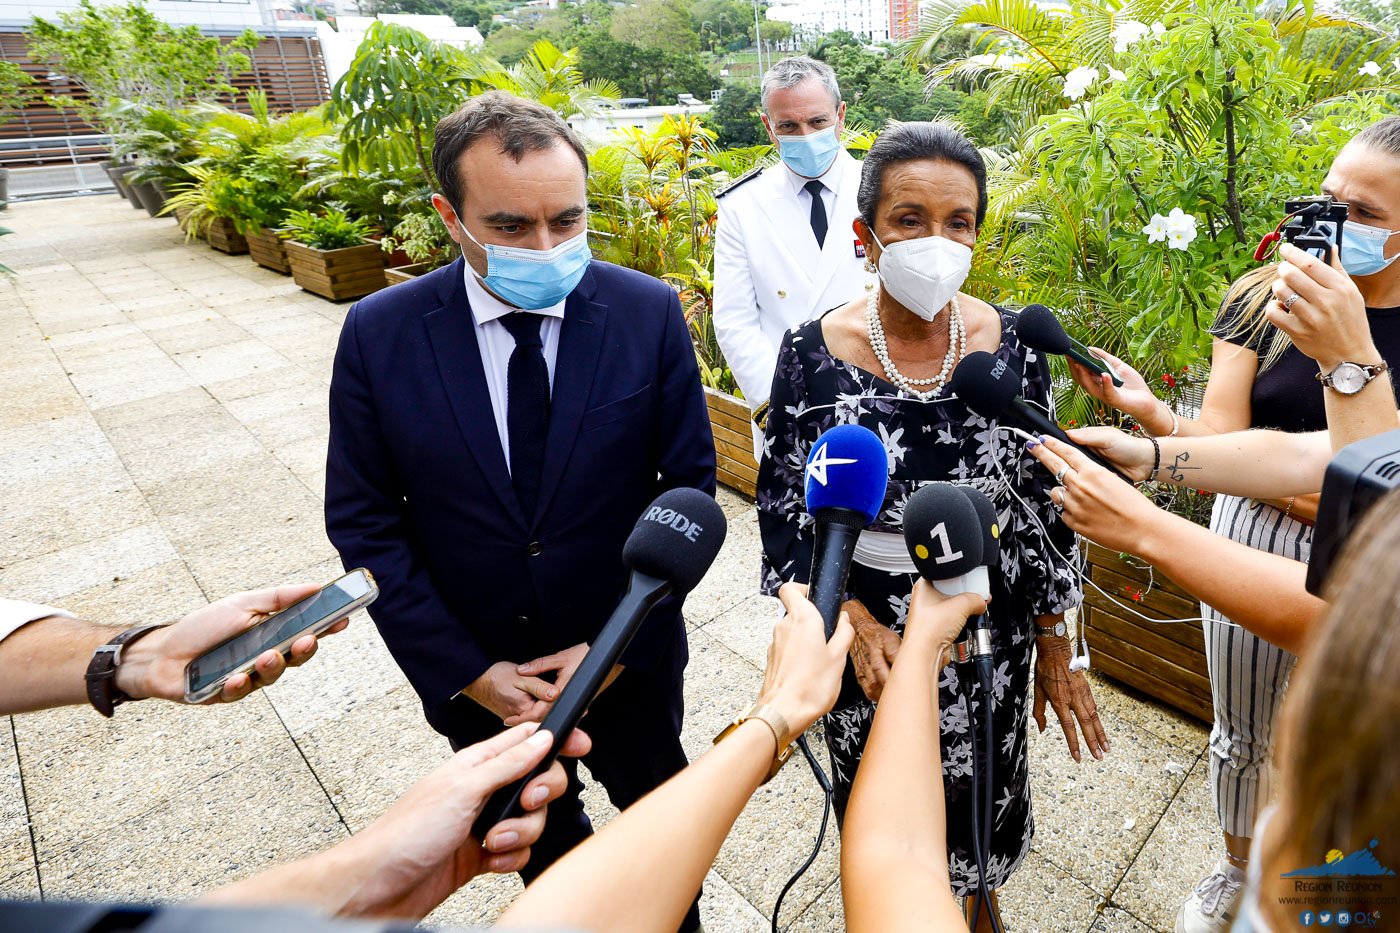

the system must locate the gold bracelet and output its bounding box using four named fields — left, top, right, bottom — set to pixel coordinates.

left=1284, top=496, right=1296, bottom=519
